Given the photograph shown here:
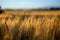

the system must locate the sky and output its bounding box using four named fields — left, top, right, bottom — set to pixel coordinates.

left=0, top=0, right=60, bottom=9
